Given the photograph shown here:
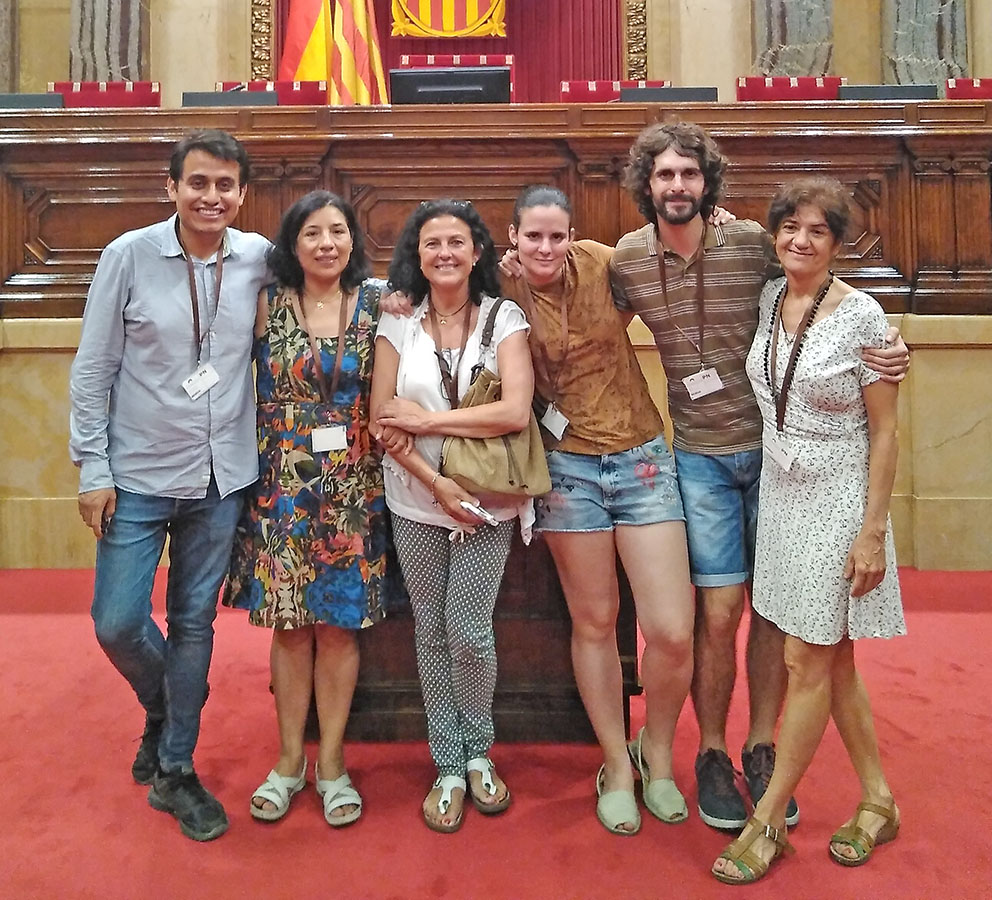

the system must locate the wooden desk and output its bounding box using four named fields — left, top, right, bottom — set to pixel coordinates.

left=2, top=101, right=991, bottom=318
